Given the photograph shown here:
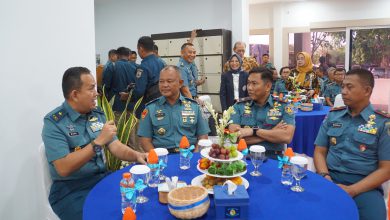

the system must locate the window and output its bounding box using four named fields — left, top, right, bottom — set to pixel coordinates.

left=288, top=31, right=346, bottom=68
left=350, top=27, right=390, bottom=79
left=249, top=35, right=270, bottom=64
